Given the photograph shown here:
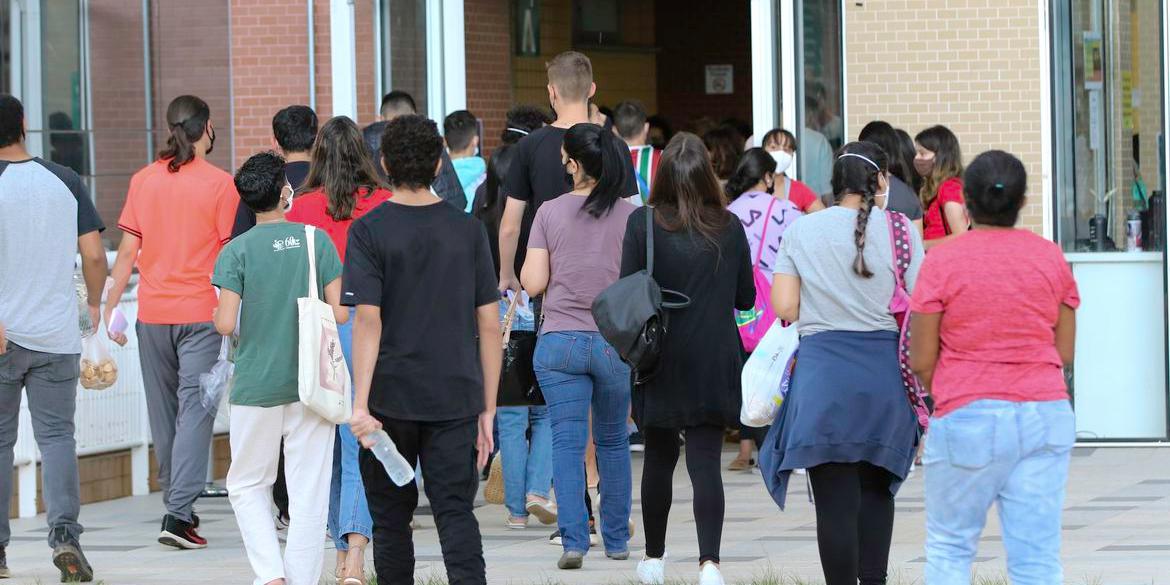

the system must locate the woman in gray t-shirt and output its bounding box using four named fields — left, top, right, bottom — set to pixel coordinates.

left=764, top=142, right=923, bottom=585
